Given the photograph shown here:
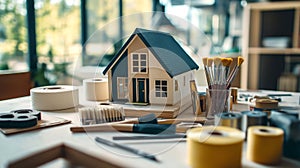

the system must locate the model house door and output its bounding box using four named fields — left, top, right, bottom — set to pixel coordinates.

left=138, top=79, right=145, bottom=102
left=132, top=78, right=149, bottom=103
